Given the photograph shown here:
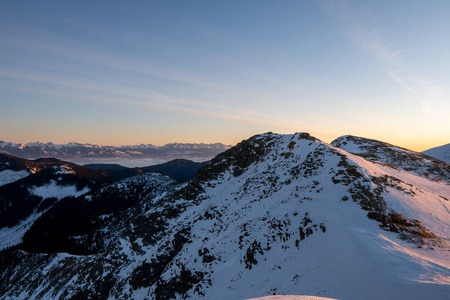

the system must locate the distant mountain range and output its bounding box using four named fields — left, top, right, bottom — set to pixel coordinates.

left=0, top=141, right=231, bottom=163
